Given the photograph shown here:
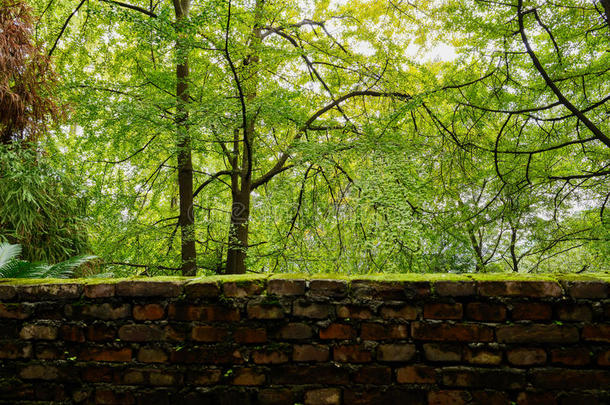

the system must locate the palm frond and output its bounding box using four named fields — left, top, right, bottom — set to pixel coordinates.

left=0, top=243, right=21, bottom=270
left=41, top=255, right=98, bottom=278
